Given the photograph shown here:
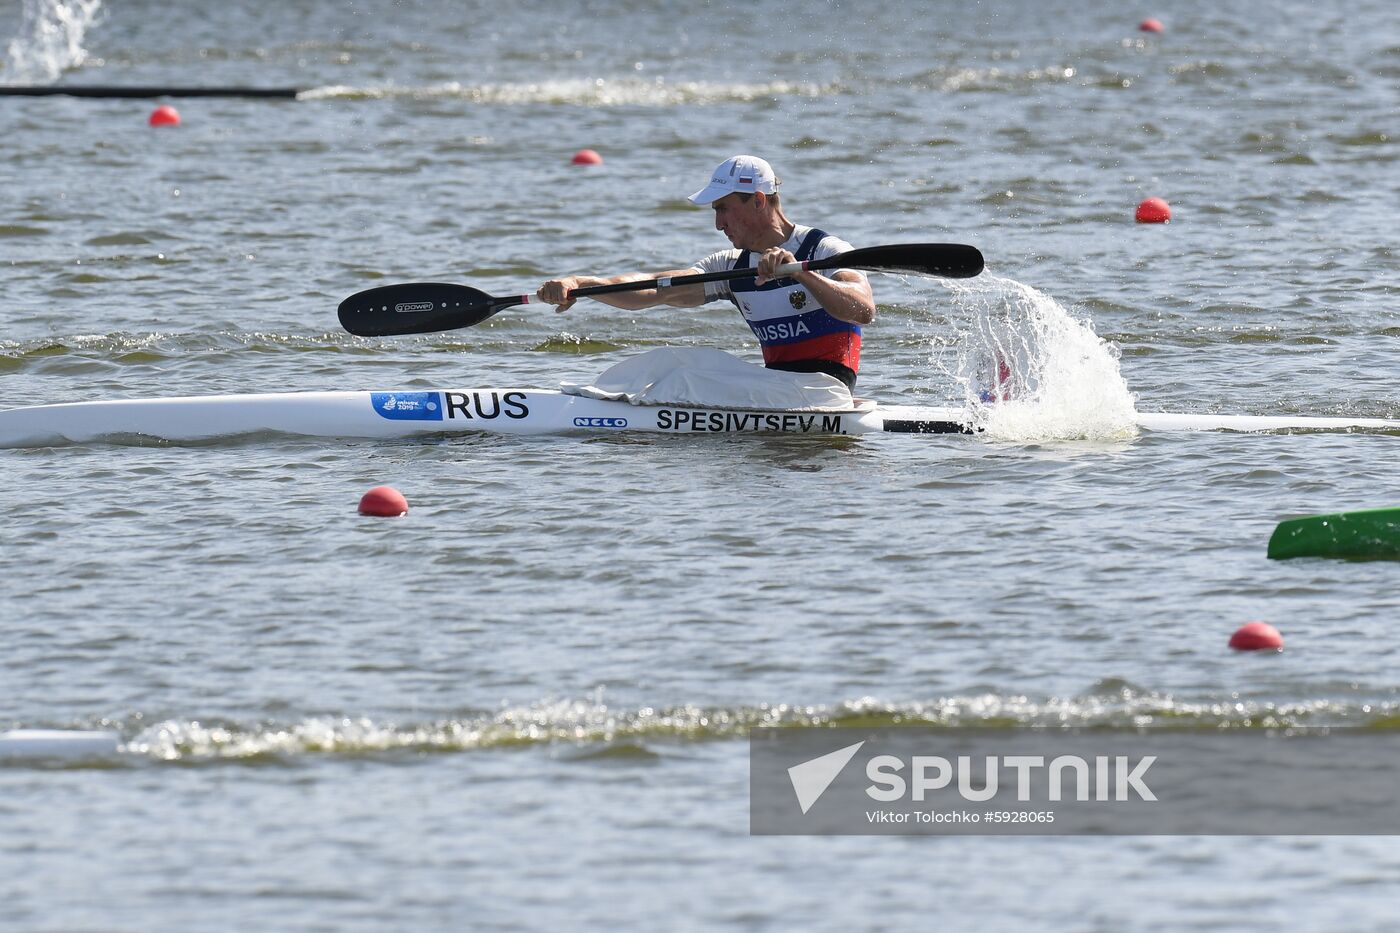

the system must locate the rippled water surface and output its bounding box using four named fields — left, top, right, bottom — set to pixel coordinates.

left=3, top=0, right=1400, bottom=929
